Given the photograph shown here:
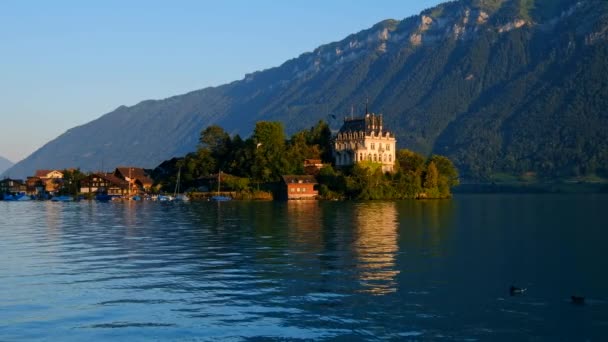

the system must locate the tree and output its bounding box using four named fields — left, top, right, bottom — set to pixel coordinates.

left=396, top=149, right=426, bottom=175
left=252, top=121, right=288, bottom=182
left=424, top=161, right=439, bottom=189
left=61, top=169, right=86, bottom=196
left=199, top=125, right=231, bottom=161
left=429, top=155, right=459, bottom=187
